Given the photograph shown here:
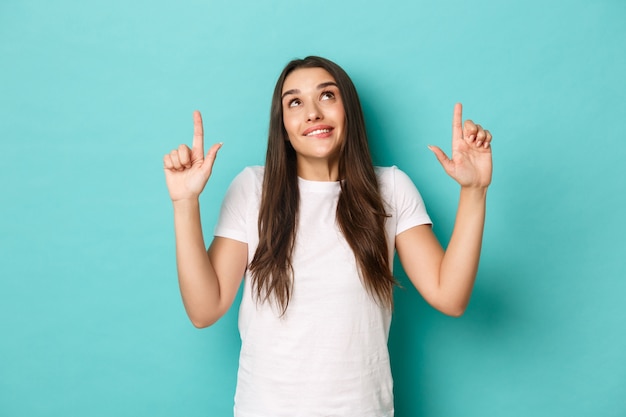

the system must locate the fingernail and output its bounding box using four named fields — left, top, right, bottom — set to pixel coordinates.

left=469, top=135, right=476, bottom=141
left=476, top=141, right=483, bottom=147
